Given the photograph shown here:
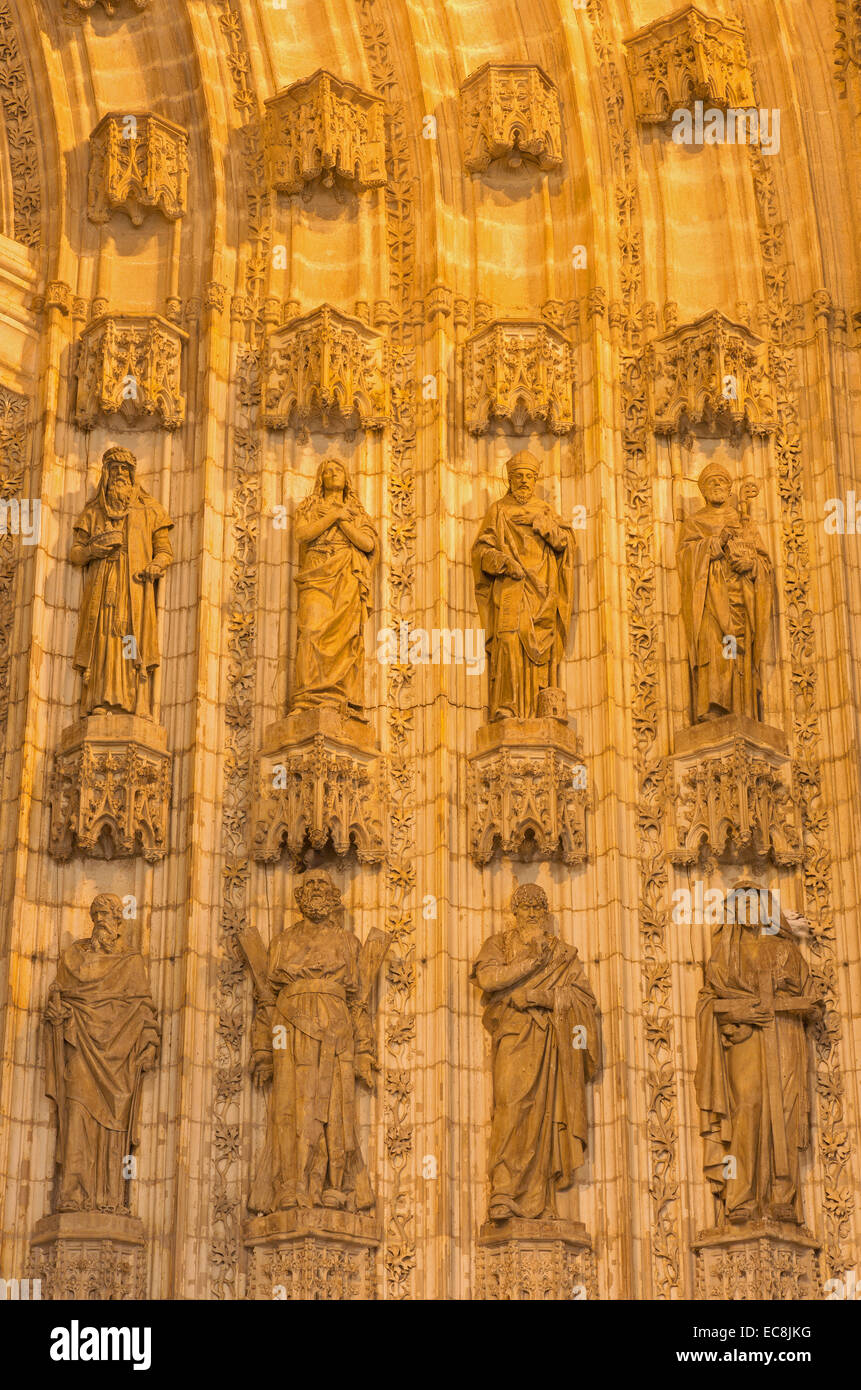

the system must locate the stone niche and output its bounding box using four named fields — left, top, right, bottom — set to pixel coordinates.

left=625, top=4, right=755, bottom=124
left=264, top=69, right=386, bottom=197
left=476, top=1217, right=597, bottom=1301
left=48, top=715, right=171, bottom=864
left=261, top=304, right=389, bottom=434
left=468, top=698, right=588, bottom=867
left=460, top=62, right=562, bottom=173
left=646, top=311, right=777, bottom=439
left=464, top=319, right=576, bottom=436
left=243, top=1208, right=380, bottom=1301
left=667, top=716, right=802, bottom=869
left=73, top=313, right=187, bottom=431
left=250, top=707, right=386, bottom=866
left=29, top=1211, right=147, bottom=1301
left=88, top=112, right=188, bottom=227
left=693, top=1221, right=821, bottom=1301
